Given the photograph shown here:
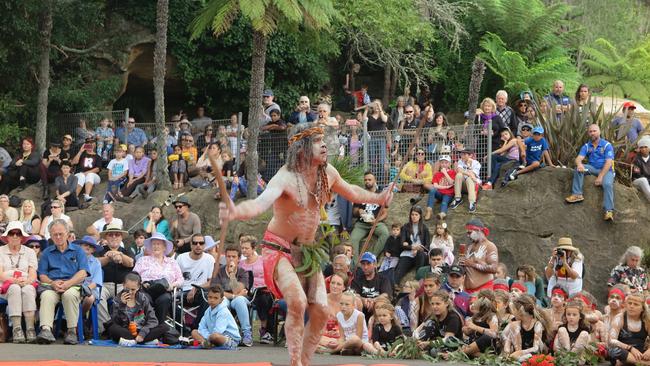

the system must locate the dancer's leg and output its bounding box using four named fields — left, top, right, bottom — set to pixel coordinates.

left=301, top=271, right=328, bottom=366
left=275, top=257, right=307, bottom=366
